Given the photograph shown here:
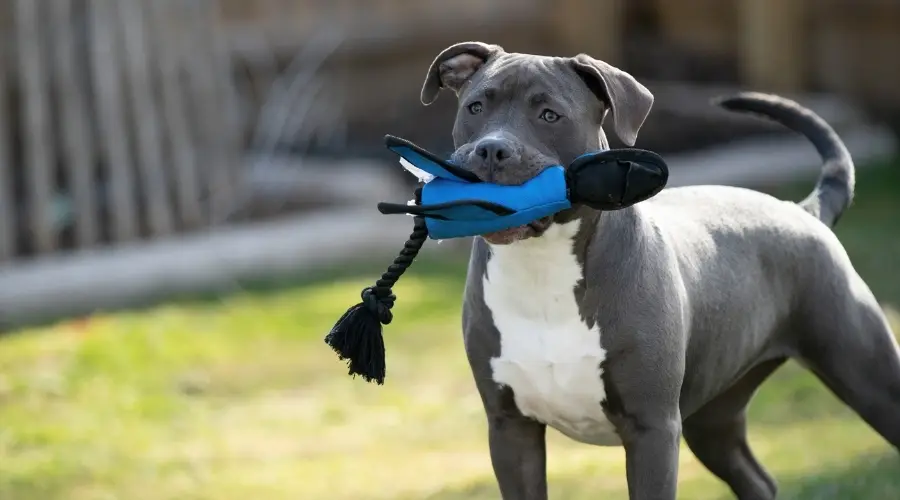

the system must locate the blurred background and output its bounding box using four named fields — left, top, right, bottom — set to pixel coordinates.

left=0, top=1, right=898, bottom=499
